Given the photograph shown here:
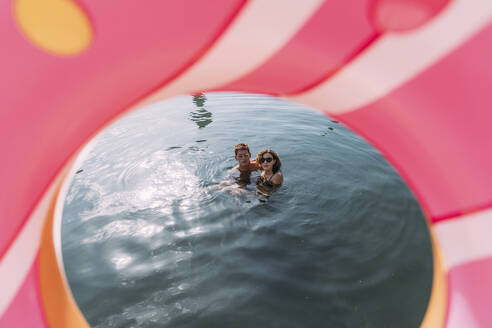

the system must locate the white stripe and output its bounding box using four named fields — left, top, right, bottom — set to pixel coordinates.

left=288, top=0, right=492, bottom=114
left=0, top=176, right=61, bottom=316
left=0, top=140, right=94, bottom=317
left=434, top=207, right=492, bottom=269
left=446, top=291, right=480, bottom=328
left=139, top=0, right=324, bottom=107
